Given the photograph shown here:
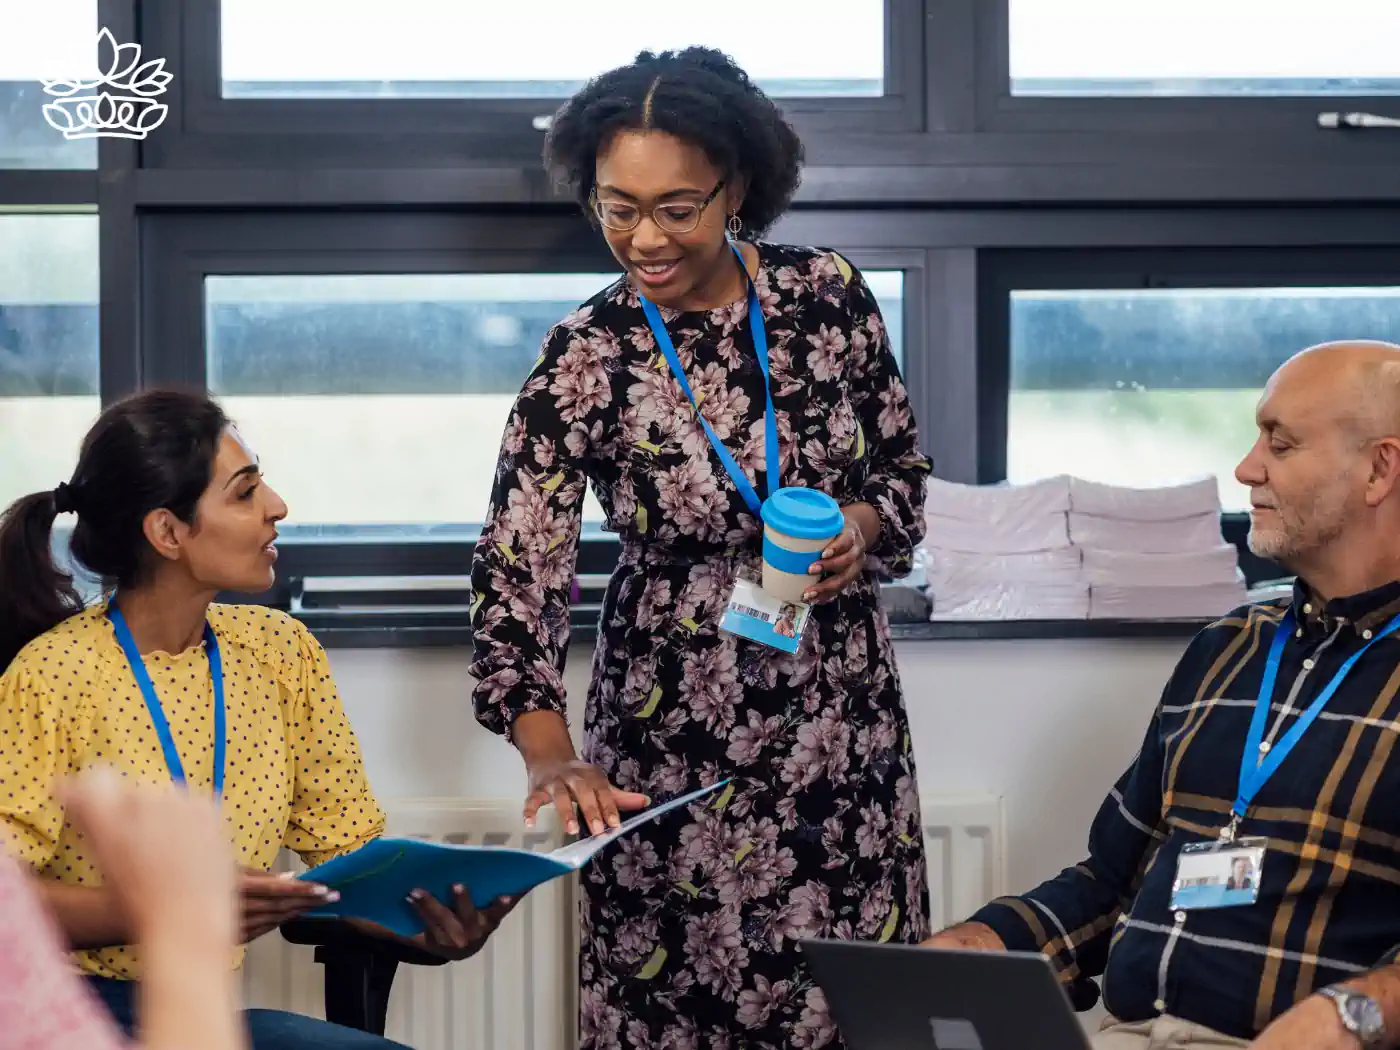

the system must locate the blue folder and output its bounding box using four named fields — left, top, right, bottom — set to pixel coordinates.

left=296, top=779, right=729, bottom=936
